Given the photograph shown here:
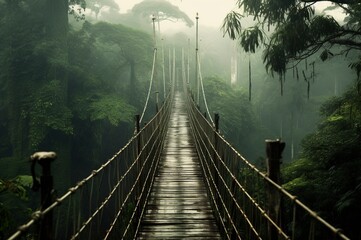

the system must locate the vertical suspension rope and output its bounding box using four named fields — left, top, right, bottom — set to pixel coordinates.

left=197, top=51, right=214, bottom=126
left=169, top=48, right=172, bottom=87
left=152, top=15, right=159, bottom=112
left=140, top=49, right=157, bottom=123
left=173, top=48, right=176, bottom=87
left=140, top=16, right=158, bottom=123
left=162, top=39, right=166, bottom=100
left=187, top=38, right=190, bottom=85
left=195, top=13, right=200, bottom=105
left=182, top=48, right=186, bottom=87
